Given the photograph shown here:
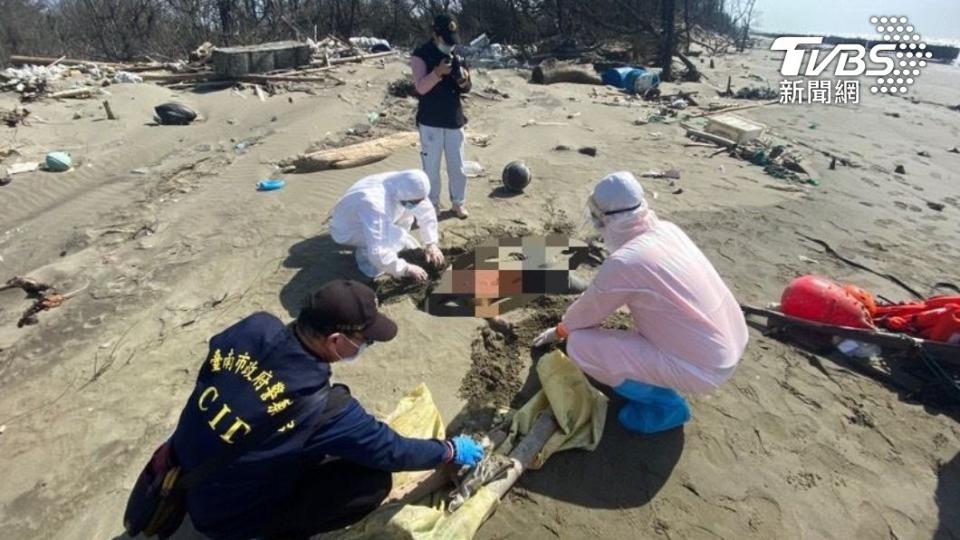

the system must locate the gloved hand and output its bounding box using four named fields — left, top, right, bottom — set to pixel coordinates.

left=424, top=244, right=445, bottom=268
left=405, top=264, right=429, bottom=282
left=532, top=326, right=560, bottom=348
left=449, top=435, right=484, bottom=468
